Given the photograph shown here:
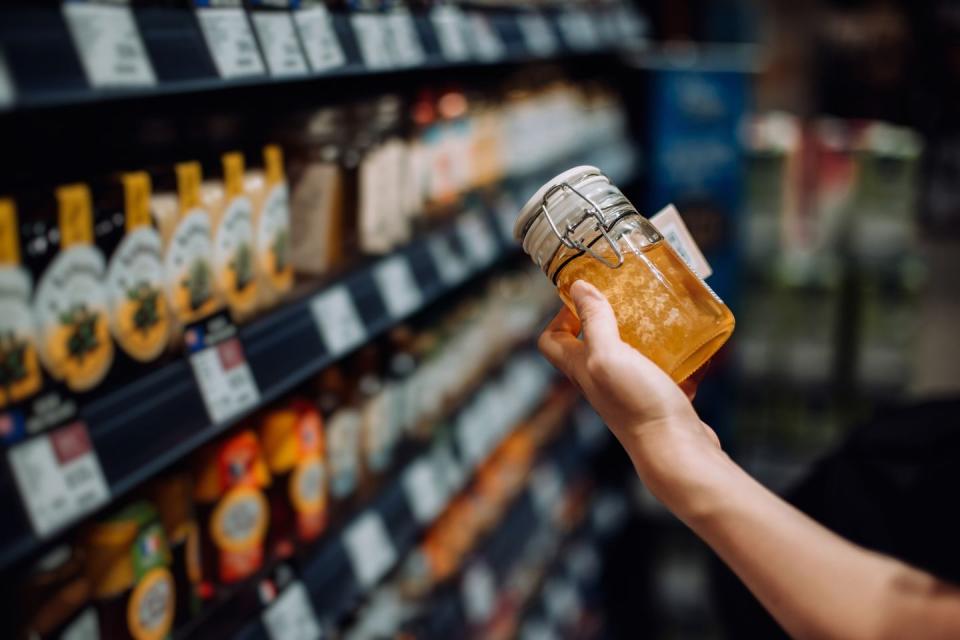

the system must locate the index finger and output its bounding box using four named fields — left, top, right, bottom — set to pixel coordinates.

left=545, top=305, right=581, bottom=337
